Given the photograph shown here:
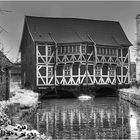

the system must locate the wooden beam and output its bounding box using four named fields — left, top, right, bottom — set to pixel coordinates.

left=48, top=33, right=57, bottom=93
left=87, top=34, right=97, bottom=66
left=86, top=44, right=88, bottom=92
